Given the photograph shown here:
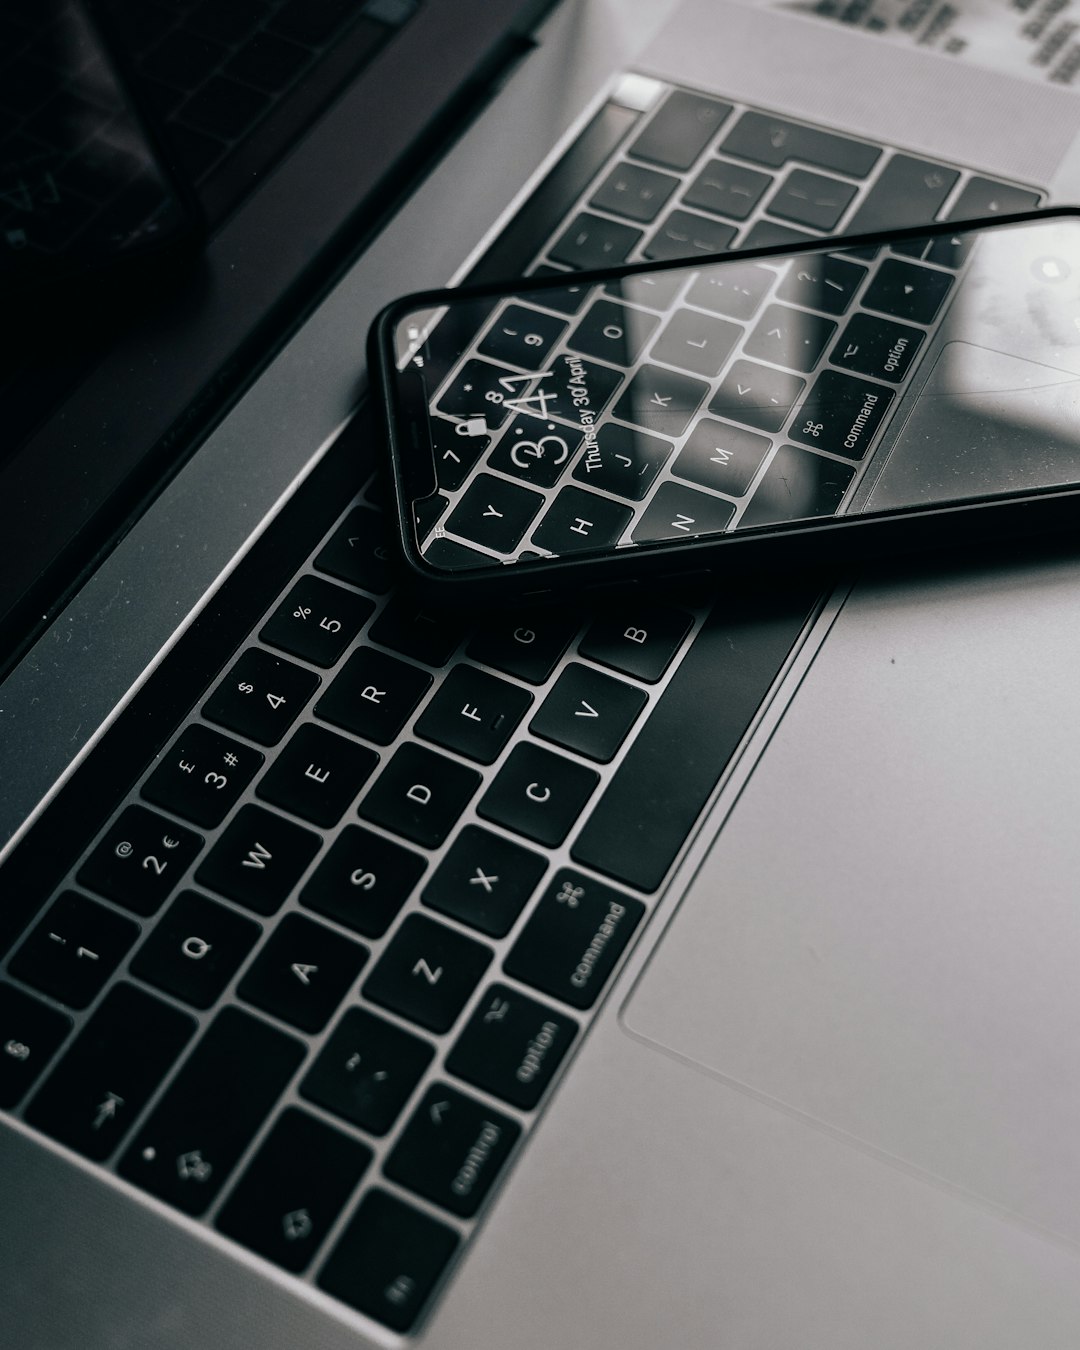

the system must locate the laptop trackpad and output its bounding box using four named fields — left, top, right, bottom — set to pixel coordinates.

left=621, top=584, right=1080, bottom=1247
